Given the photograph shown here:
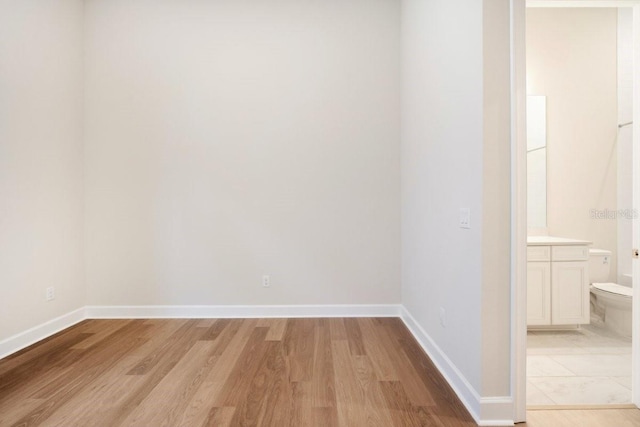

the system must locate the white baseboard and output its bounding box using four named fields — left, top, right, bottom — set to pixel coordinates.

left=478, top=397, right=516, bottom=426
left=0, top=307, right=86, bottom=360
left=84, top=304, right=402, bottom=319
left=399, top=306, right=514, bottom=427
left=0, top=304, right=399, bottom=360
